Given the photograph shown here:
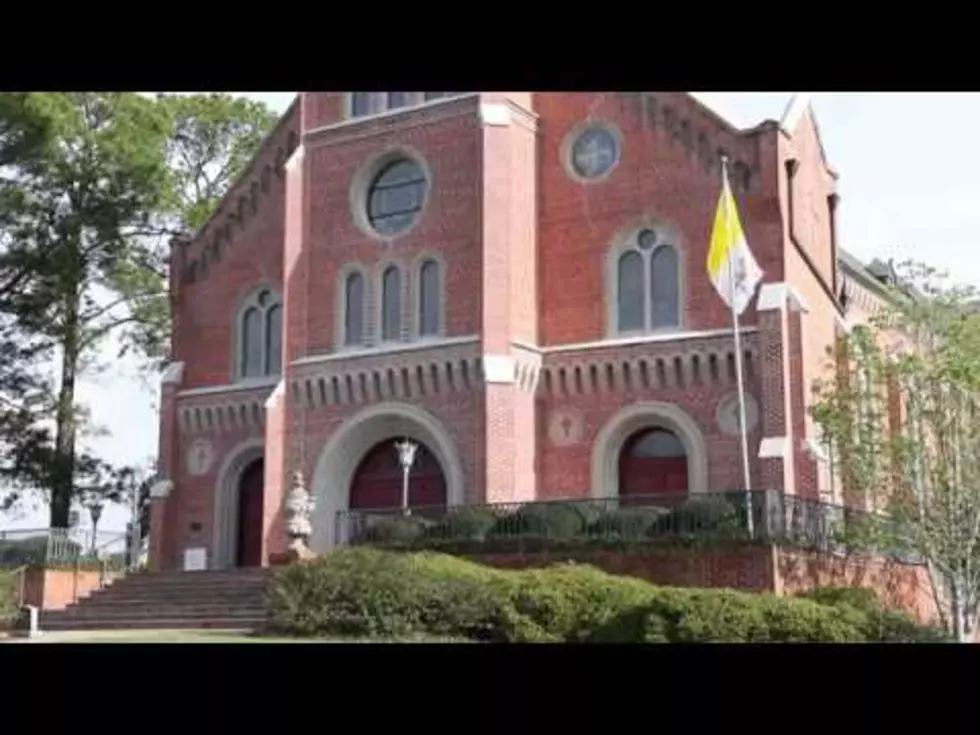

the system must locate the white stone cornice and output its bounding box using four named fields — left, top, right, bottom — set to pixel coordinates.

left=759, top=436, right=789, bottom=459
left=483, top=355, right=515, bottom=384
left=177, top=375, right=279, bottom=398
left=292, top=335, right=480, bottom=367
left=285, top=144, right=305, bottom=172
left=757, top=282, right=809, bottom=313
left=264, top=380, right=285, bottom=410
left=149, top=479, right=173, bottom=499
left=479, top=103, right=511, bottom=127
left=161, top=361, right=185, bottom=386
left=529, top=327, right=759, bottom=355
